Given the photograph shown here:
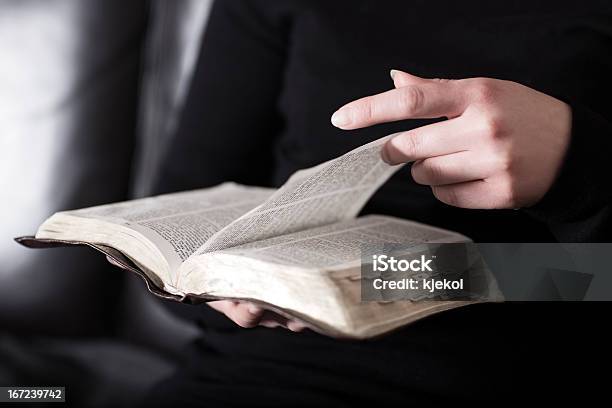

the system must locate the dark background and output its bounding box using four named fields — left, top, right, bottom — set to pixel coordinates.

left=0, top=1, right=212, bottom=406
left=1, top=1, right=610, bottom=406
